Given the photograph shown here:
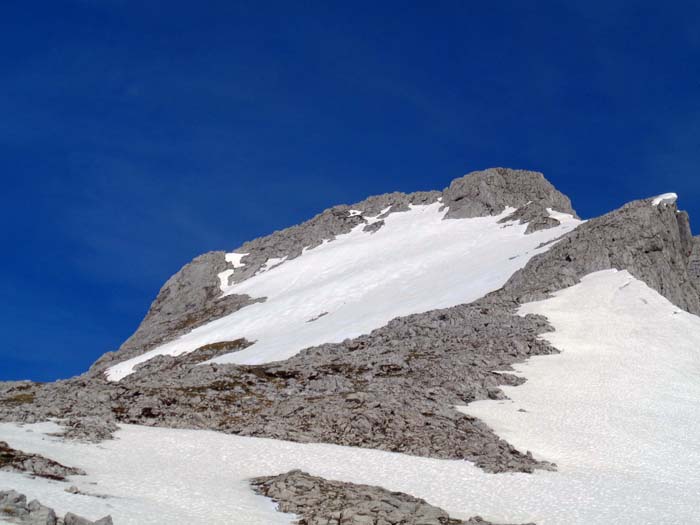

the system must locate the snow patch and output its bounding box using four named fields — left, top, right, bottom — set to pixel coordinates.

left=651, top=192, right=678, bottom=206
left=224, top=252, right=248, bottom=267
left=547, top=207, right=581, bottom=222
left=256, top=256, right=288, bottom=275
left=106, top=202, right=581, bottom=380
left=217, top=253, right=249, bottom=291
